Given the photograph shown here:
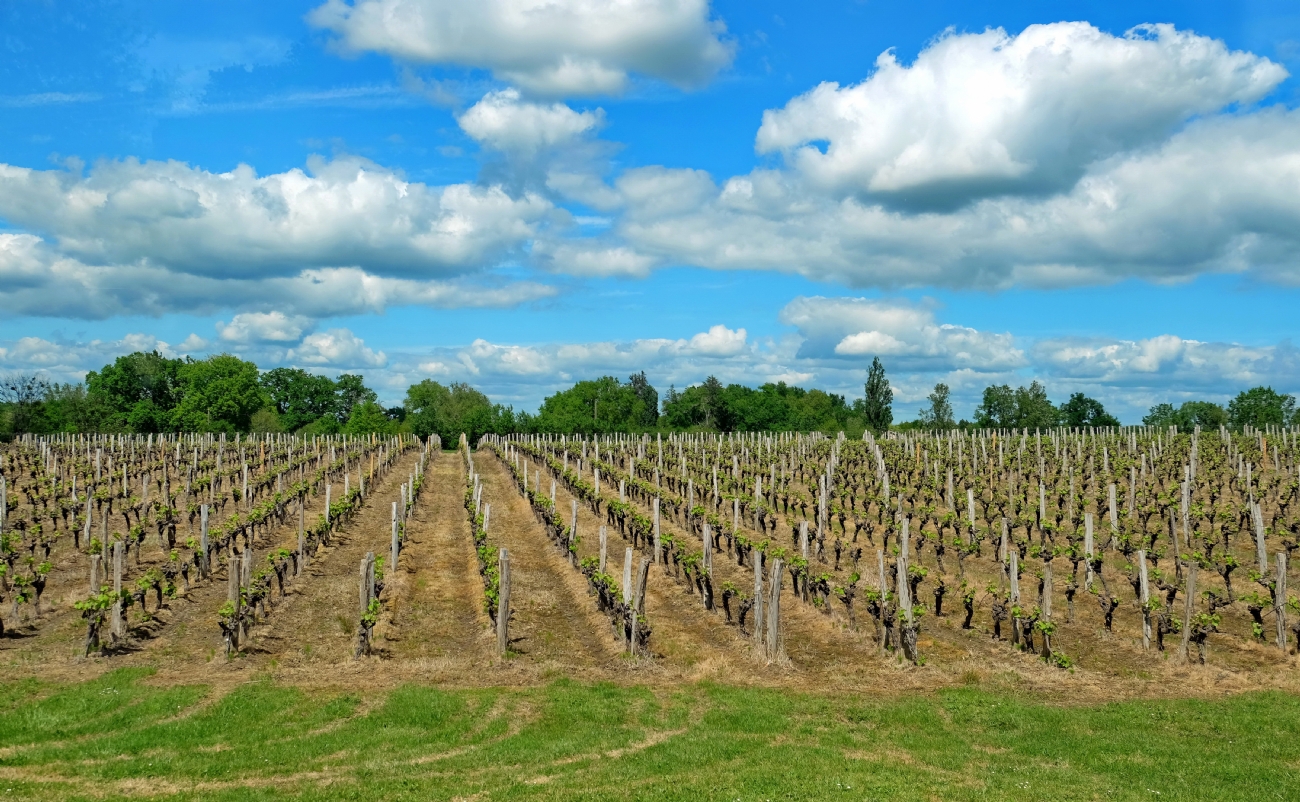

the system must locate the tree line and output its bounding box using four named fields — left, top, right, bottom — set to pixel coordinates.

left=1, top=351, right=1294, bottom=442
